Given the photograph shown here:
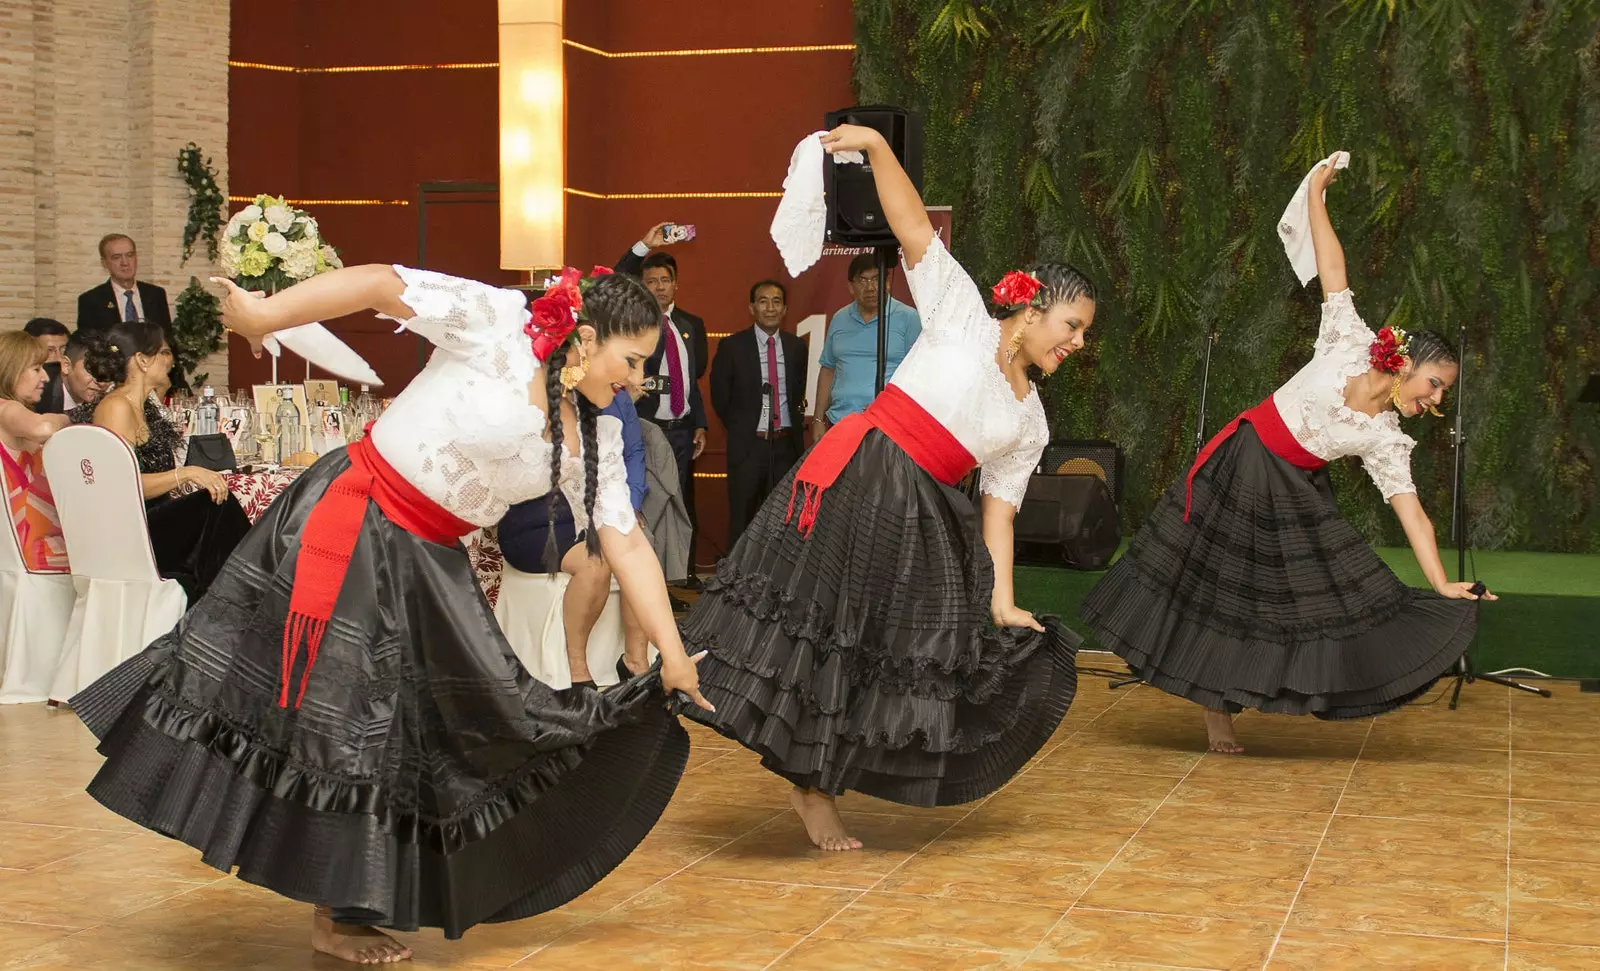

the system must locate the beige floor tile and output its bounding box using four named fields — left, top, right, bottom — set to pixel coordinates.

left=876, top=852, right=1098, bottom=908
left=1288, top=851, right=1507, bottom=939
left=815, top=891, right=1063, bottom=952
left=772, top=937, right=1023, bottom=970
left=606, top=874, right=857, bottom=935
left=0, top=823, right=130, bottom=871
left=1028, top=909, right=1277, bottom=971
left=510, top=920, right=800, bottom=969
left=1510, top=859, right=1600, bottom=947
left=1265, top=927, right=1505, bottom=970
left=1510, top=942, right=1600, bottom=970
left=1320, top=812, right=1508, bottom=860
